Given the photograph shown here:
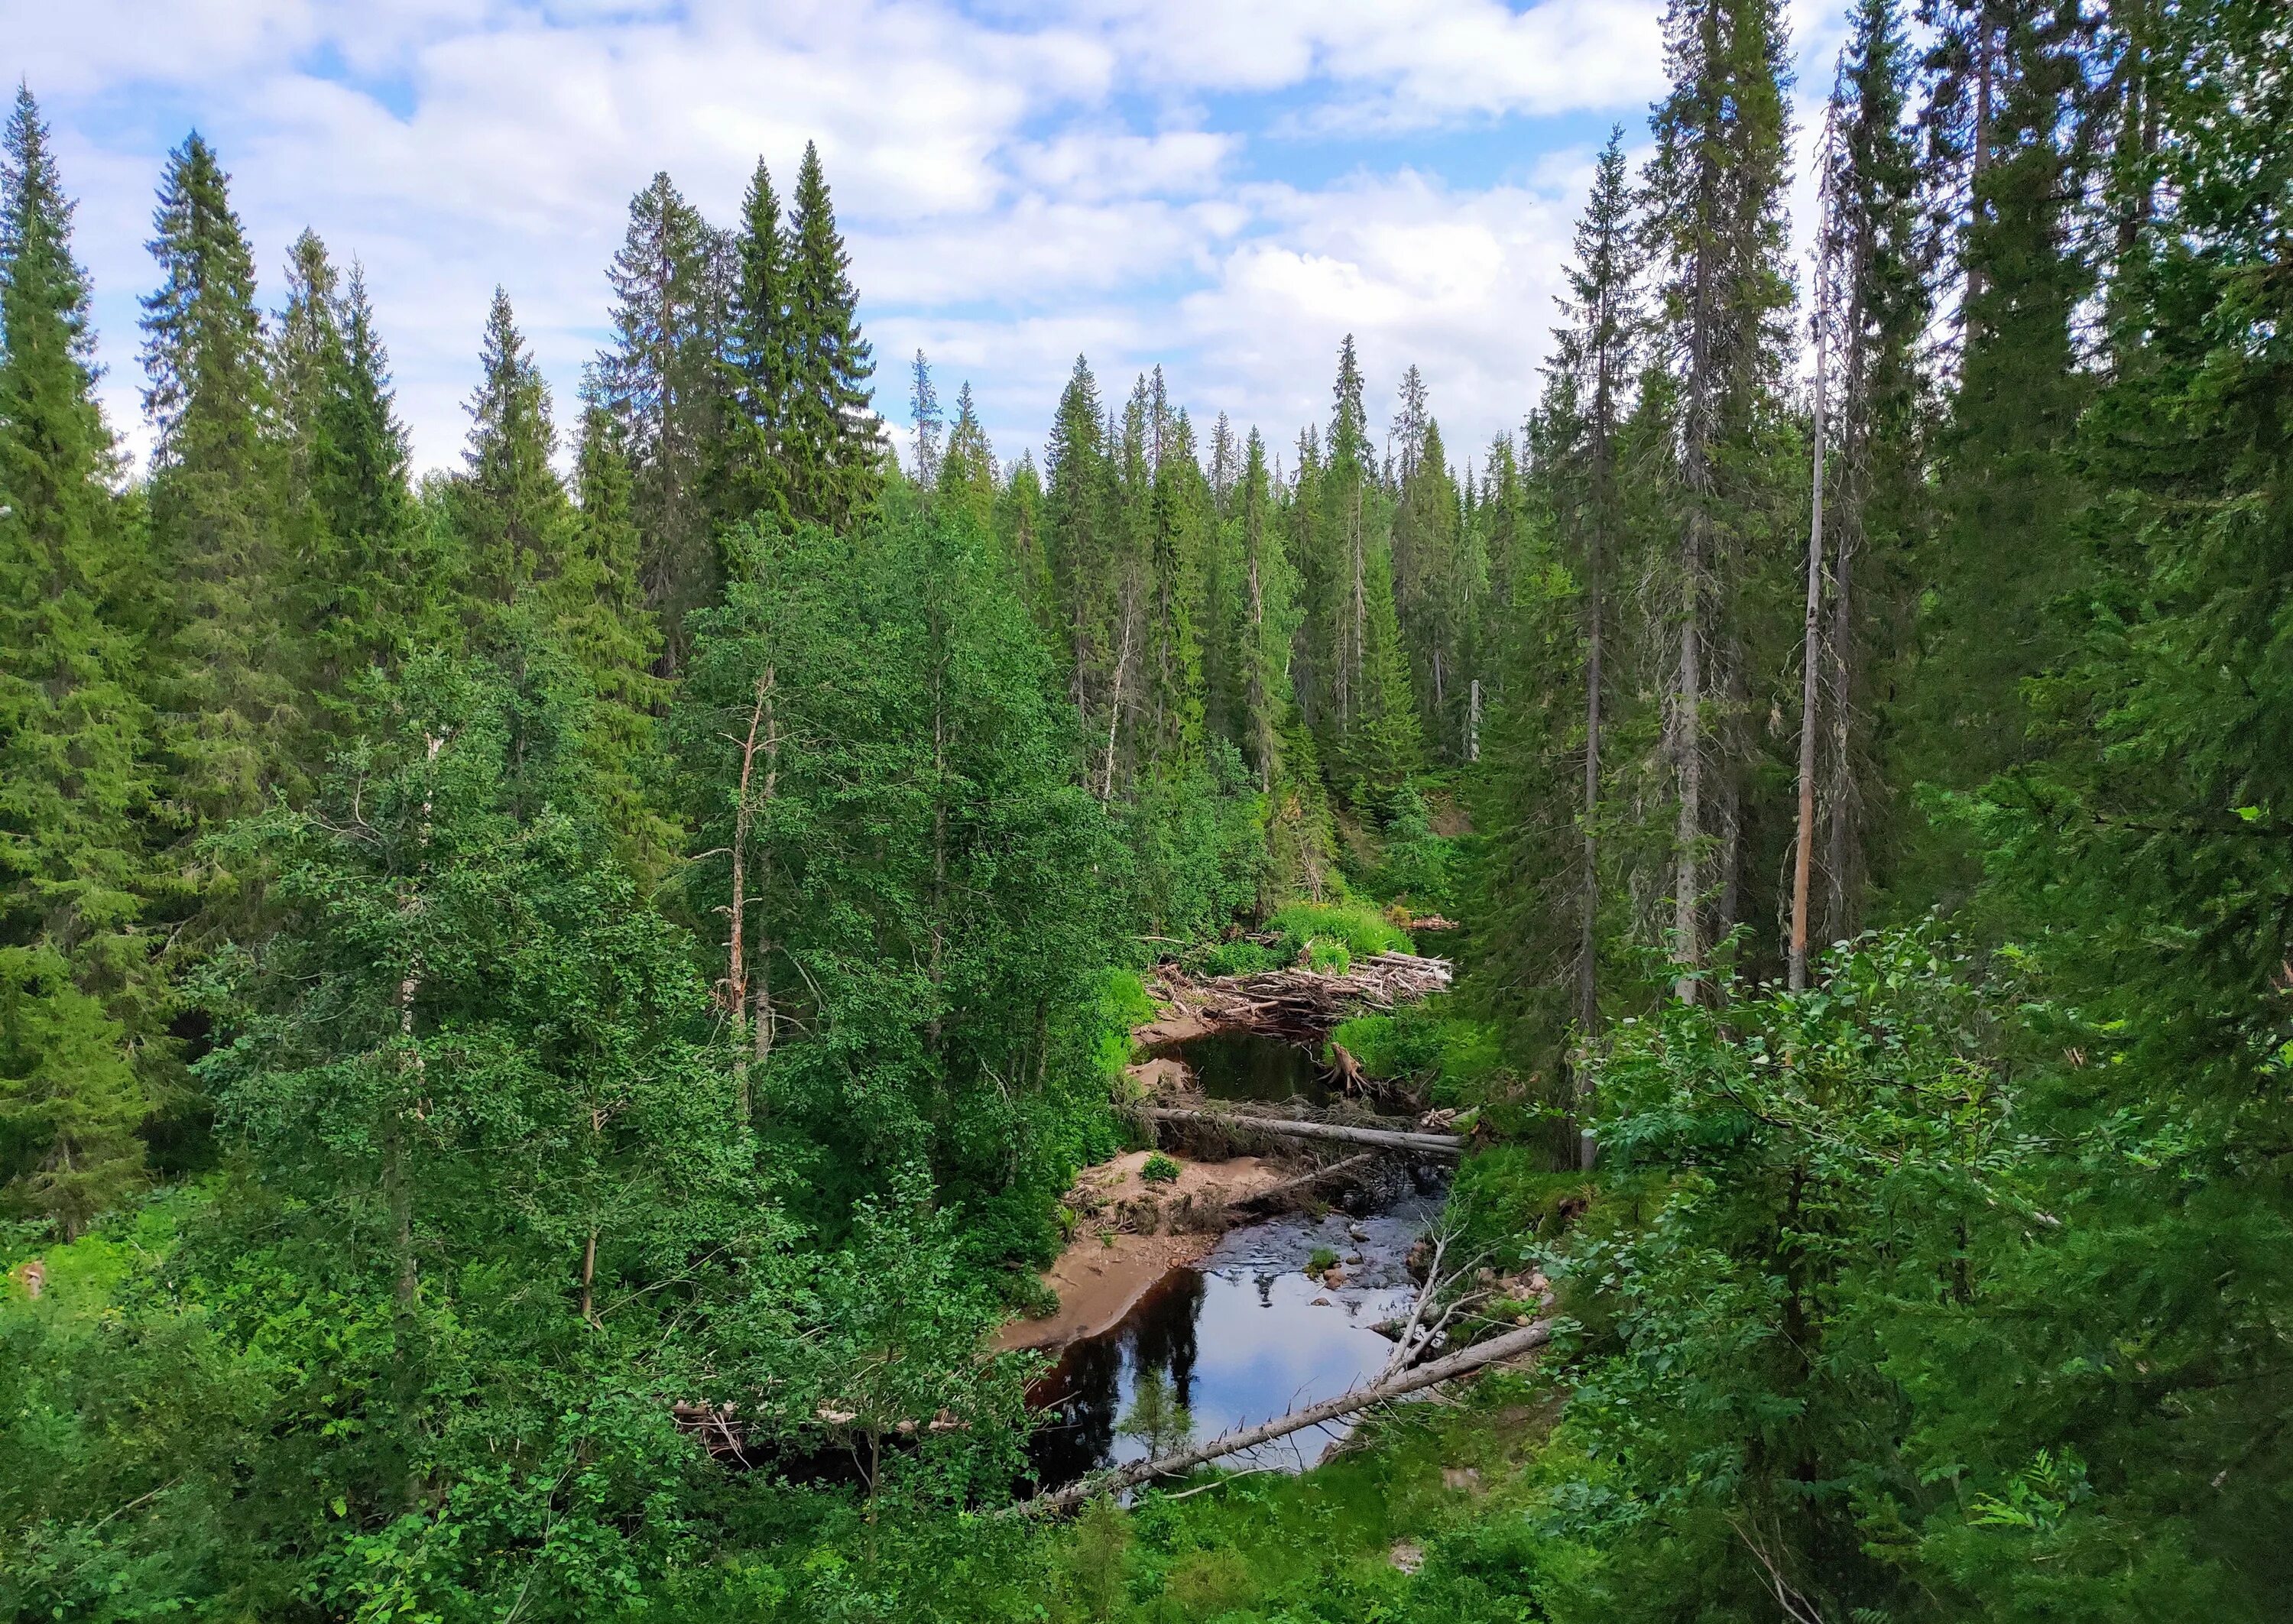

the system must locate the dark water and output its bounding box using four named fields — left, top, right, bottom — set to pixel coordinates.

left=1151, top=1028, right=1335, bottom=1107
left=1025, top=1186, right=1445, bottom=1489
